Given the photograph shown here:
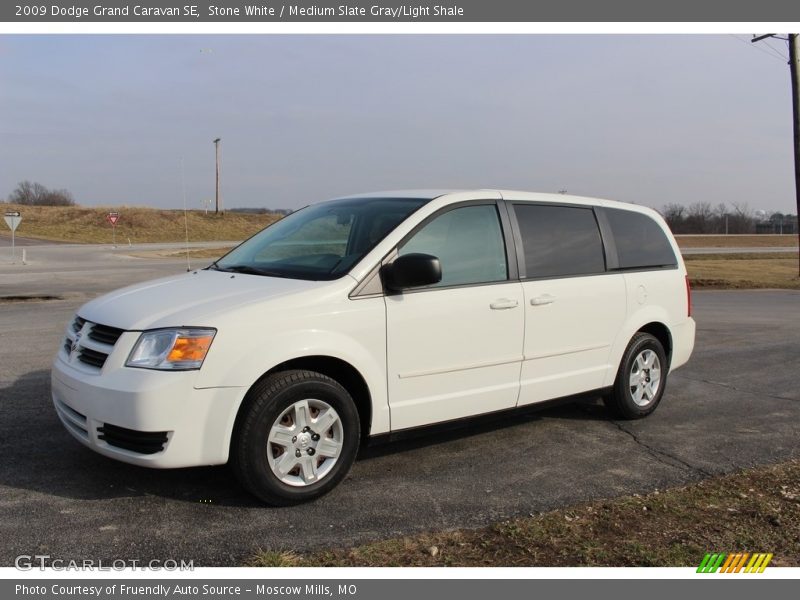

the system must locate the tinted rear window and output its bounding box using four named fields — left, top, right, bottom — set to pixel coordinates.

left=606, top=208, right=677, bottom=269
left=513, top=204, right=606, bottom=278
